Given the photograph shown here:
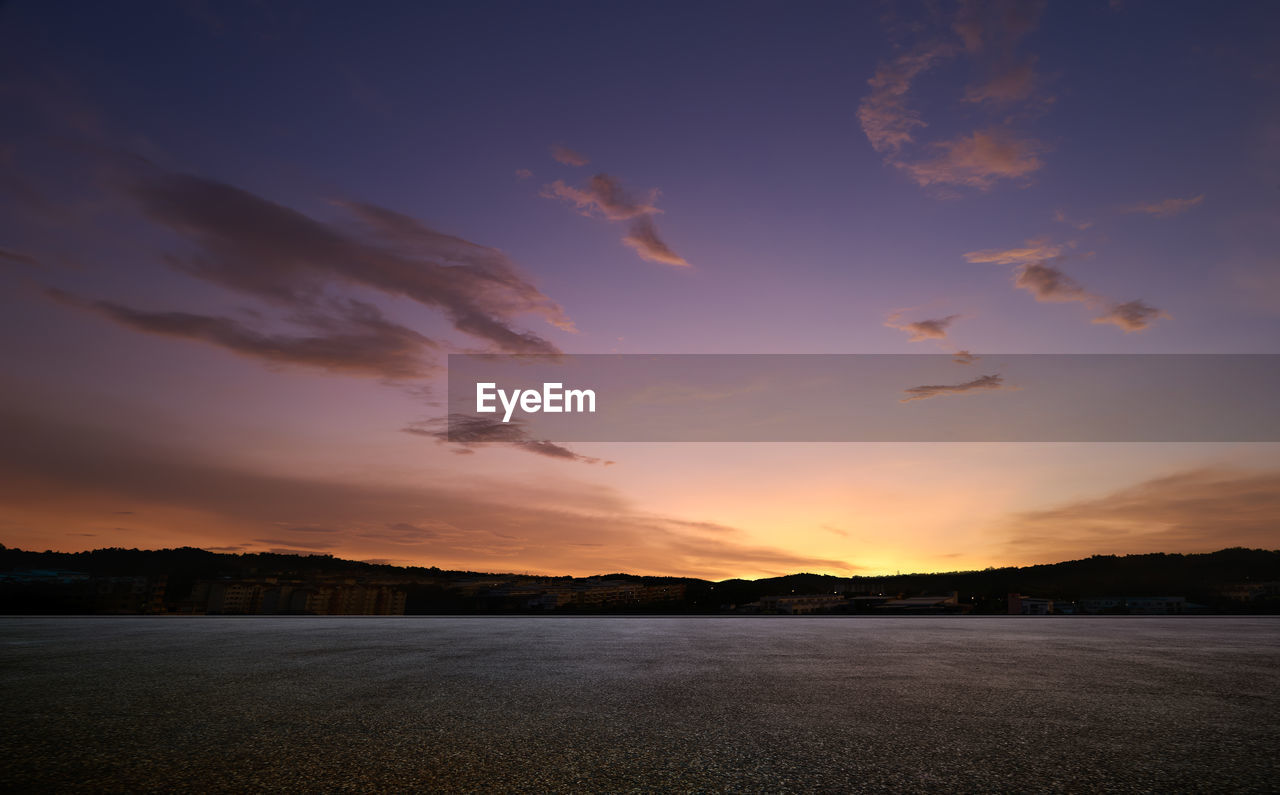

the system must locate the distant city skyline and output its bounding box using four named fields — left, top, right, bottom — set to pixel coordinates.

left=1, top=1, right=1278, bottom=578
